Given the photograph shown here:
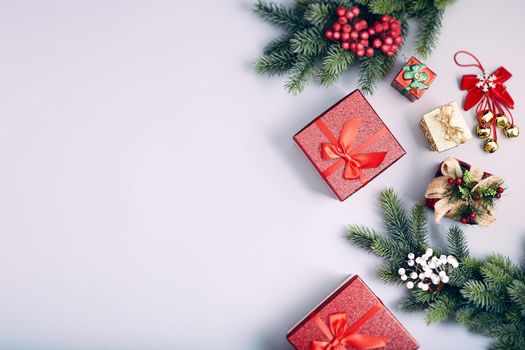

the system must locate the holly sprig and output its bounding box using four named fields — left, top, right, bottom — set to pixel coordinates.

left=253, top=0, right=457, bottom=94
left=346, top=189, right=525, bottom=348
